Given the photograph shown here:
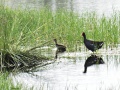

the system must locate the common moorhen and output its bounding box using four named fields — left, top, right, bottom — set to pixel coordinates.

left=82, top=32, right=104, bottom=52
left=83, top=55, right=104, bottom=73
left=54, top=39, right=66, bottom=52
